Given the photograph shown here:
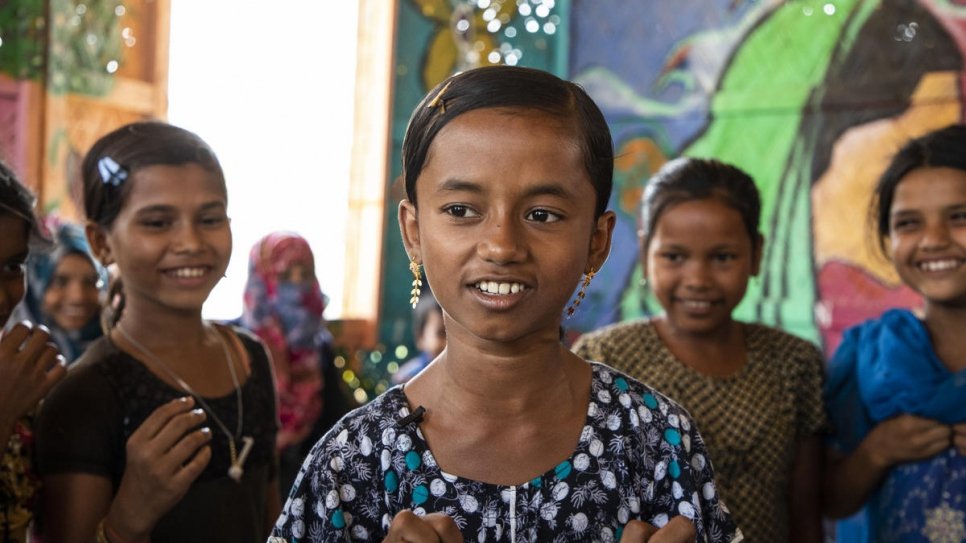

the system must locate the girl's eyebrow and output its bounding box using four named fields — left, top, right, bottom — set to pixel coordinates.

left=437, top=179, right=575, bottom=199
left=438, top=179, right=483, bottom=194
left=133, top=201, right=227, bottom=214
